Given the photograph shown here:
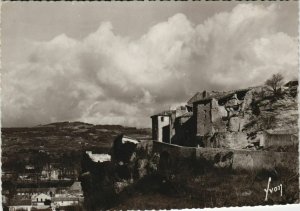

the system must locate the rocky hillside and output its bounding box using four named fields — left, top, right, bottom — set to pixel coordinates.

left=239, top=85, right=298, bottom=149
left=243, top=85, right=298, bottom=133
